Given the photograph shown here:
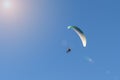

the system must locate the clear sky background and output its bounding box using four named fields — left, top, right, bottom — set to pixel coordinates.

left=0, top=0, right=120, bottom=80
